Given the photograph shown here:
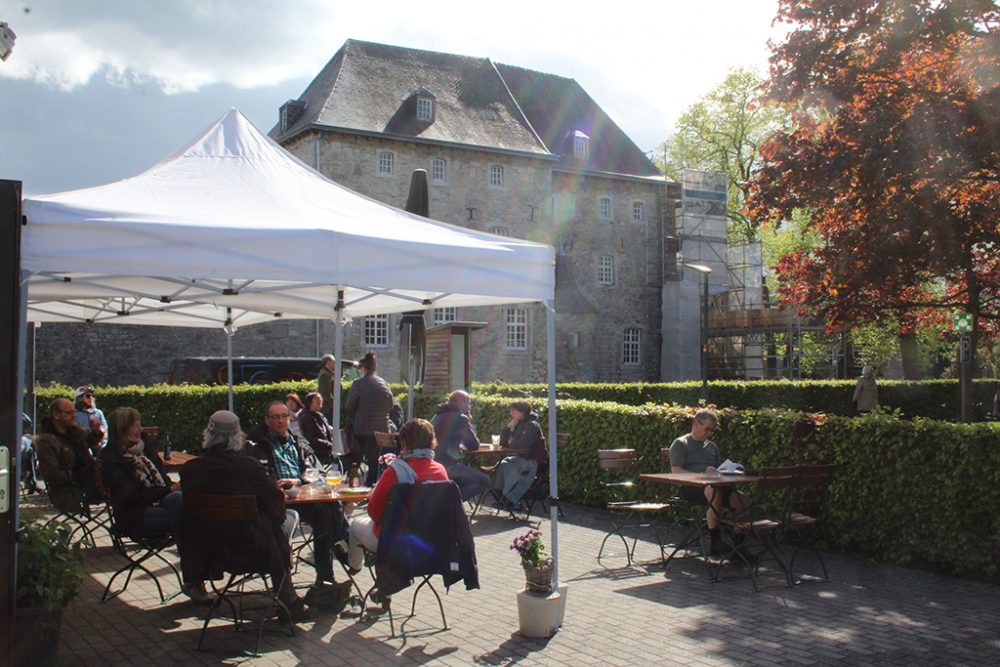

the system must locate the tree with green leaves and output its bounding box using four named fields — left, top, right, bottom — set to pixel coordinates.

left=657, top=67, right=788, bottom=242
